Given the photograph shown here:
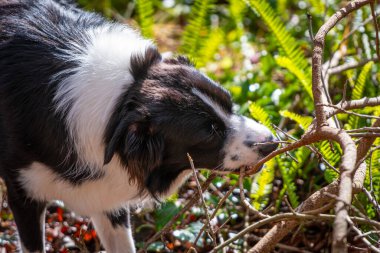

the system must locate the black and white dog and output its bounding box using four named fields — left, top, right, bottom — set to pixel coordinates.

left=0, top=0, right=277, bottom=252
